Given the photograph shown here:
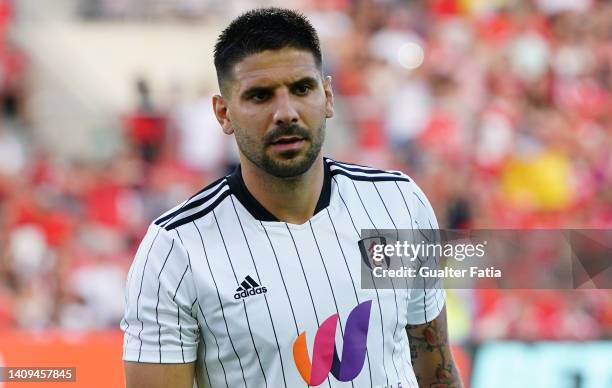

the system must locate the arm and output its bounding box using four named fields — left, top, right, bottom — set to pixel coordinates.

left=124, top=362, right=195, bottom=388
left=406, top=307, right=463, bottom=388
left=122, top=225, right=200, bottom=388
